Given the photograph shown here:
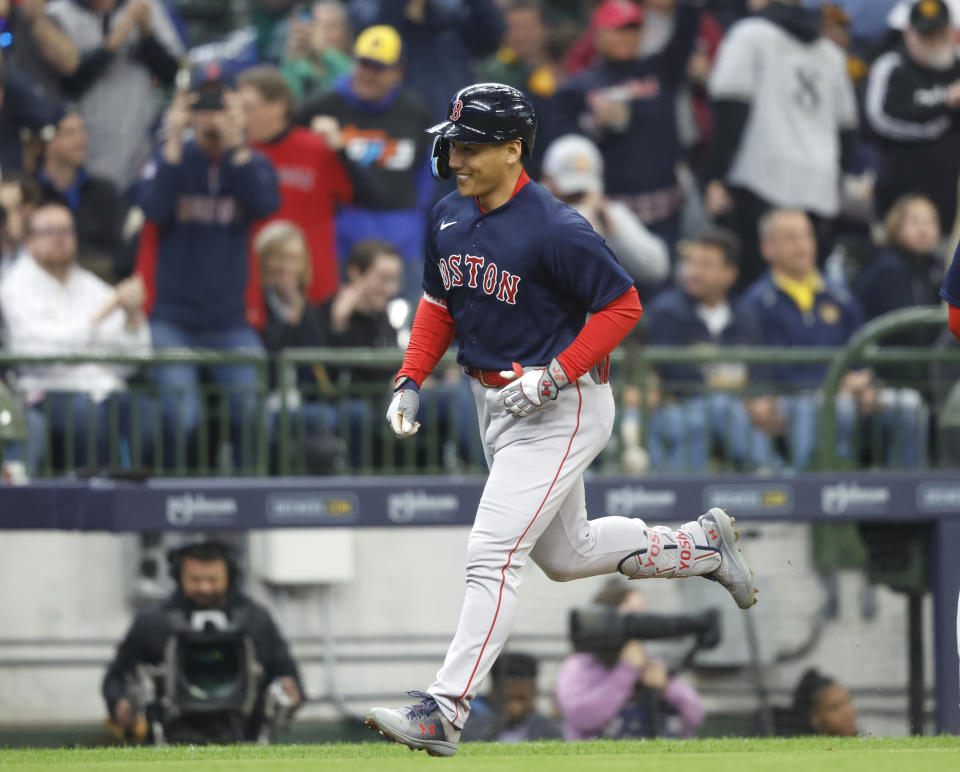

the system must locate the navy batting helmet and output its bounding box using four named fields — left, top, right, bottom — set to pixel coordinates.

left=426, top=82, right=537, bottom=180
